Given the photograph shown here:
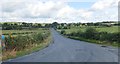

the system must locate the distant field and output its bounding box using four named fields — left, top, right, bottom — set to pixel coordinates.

left=61, top=26, right=119, bottom=34
left=1, top=28, right=47, bottom=36
left=95, top=26, right=118, bottom=33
